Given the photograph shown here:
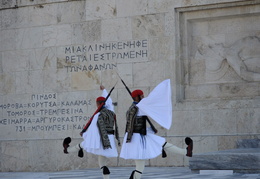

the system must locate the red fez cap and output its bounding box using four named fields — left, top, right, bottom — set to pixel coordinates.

left=131, top=89, right=143, bottom=98
left=96, top=96, right=105, bottom=102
